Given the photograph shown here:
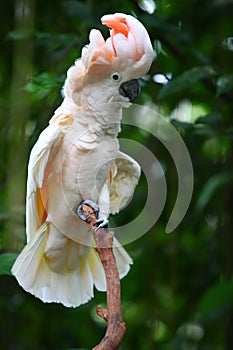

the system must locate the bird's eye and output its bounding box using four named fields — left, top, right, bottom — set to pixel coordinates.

left=111, top=72, right=121, bottom=82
